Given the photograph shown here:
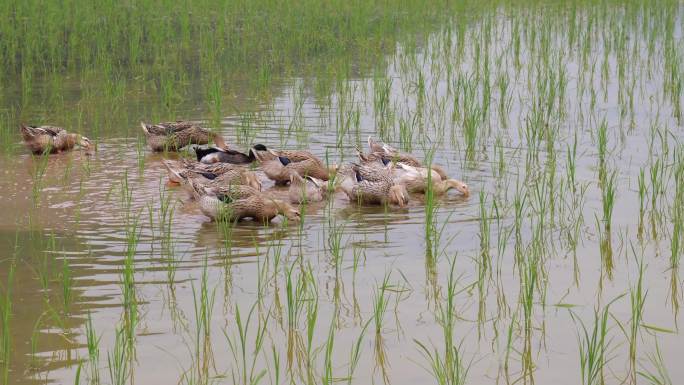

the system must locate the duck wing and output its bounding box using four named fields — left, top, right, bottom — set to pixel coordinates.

left=21, top=124, right=64, bottom=137
left=277, top=150, right=320, bottom=163
left=143, top=121, right=196, bottom=135
left=195, top=147, right=222, bottom=161
left=351, top=163, right=392, bottom=183
left=40, top=126, right=65, bottom=136
left=196, top=146, right=254, bottom=164
left=214, top=185, right=259, bottom=200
